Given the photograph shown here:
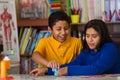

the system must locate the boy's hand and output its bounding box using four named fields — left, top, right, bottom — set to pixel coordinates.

left=47, top=60, right=60, bottom=69
left=29, top=68, right=48, bottom=76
